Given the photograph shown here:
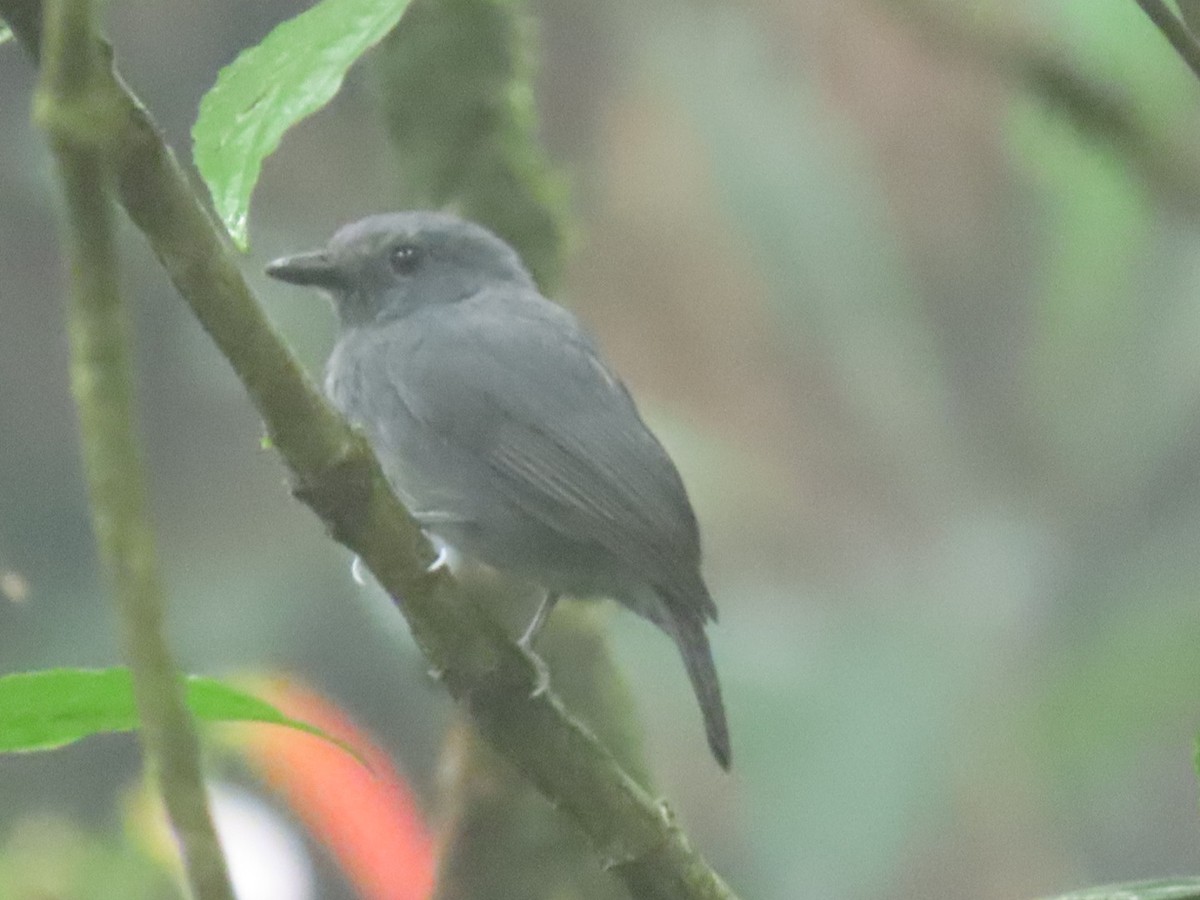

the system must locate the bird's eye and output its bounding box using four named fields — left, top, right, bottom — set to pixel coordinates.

left=390, top=243, right=421, bottom=275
